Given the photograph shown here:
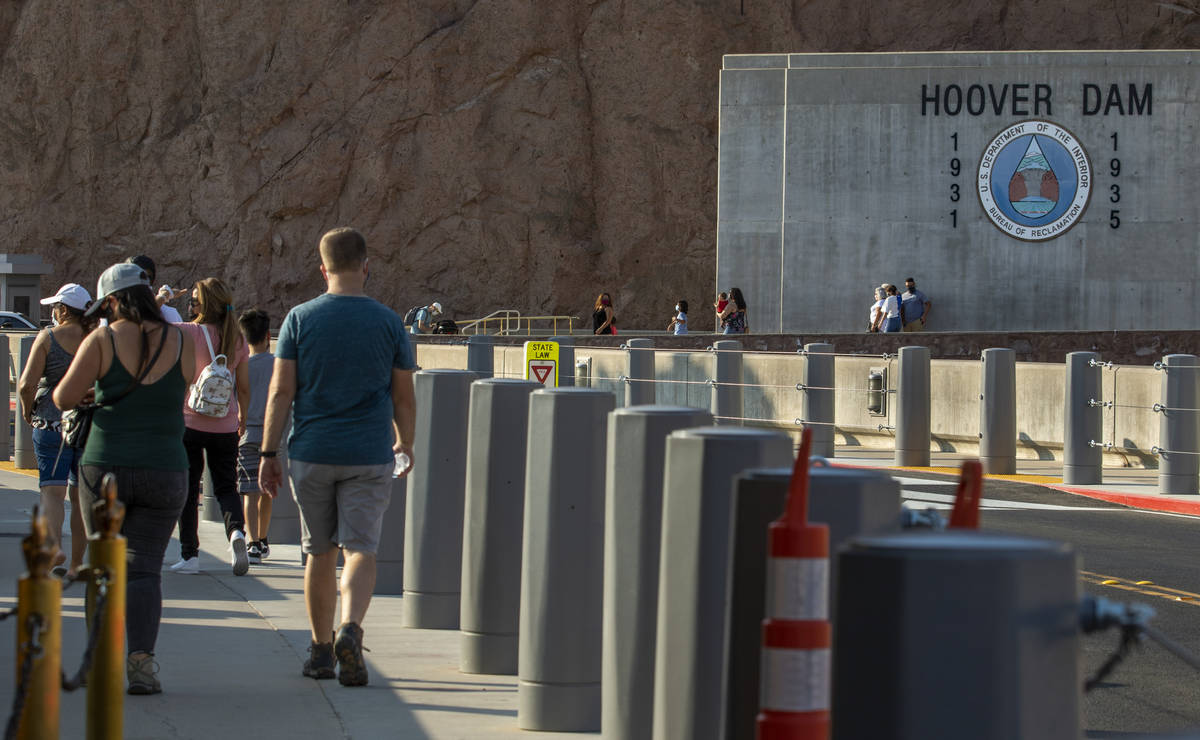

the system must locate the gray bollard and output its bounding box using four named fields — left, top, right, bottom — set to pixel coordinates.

left=626, top=338, right=656, bottom=406
left=894, top=346, right=930, bottom=467
left=1158, top=354, right=1200, bottom=495
left=268, top=449, right=303, bottom=545
left=466, top=334, right=494, bottom=378
left=721, top=464, right=902, bottom=740
left=374, top=474, right=406, bottom=594
left=833, top=532, right=1080, bottom=740
left=550, top=336, right=575, bottom=388
left=0, top=335, right=8, bottom=460
left=200, top=462, right=224, bottom=523
left=403, top=369, right=476, bottom=629
left=518, top=387, right=616, bottom=732
left=711, top=340, right=743, bottom=426
left=460, top=378, right=541, bottom=674
left=980, top=348, right=1017, bottom=475
left=652, top=427, right=794, bottom=740
left=14, top=335, right=35, bottom=469
left=803, top=343, right=835, bottom=458
left=602, top=405, right=713, bottom=740
left=1063, top=352, right=1103, bottom=485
